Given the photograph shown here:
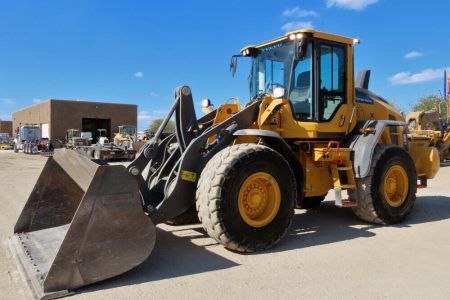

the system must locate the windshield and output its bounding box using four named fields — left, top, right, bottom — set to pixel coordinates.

left=251, top=40, right=295, bottom=99
left=121, top=126, right=136, bottom=135
left=98, top=130, right=107, bottom=137
left=22, top=127, right=40, bottom=141
left=68, top=130, right=80, bottom=140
